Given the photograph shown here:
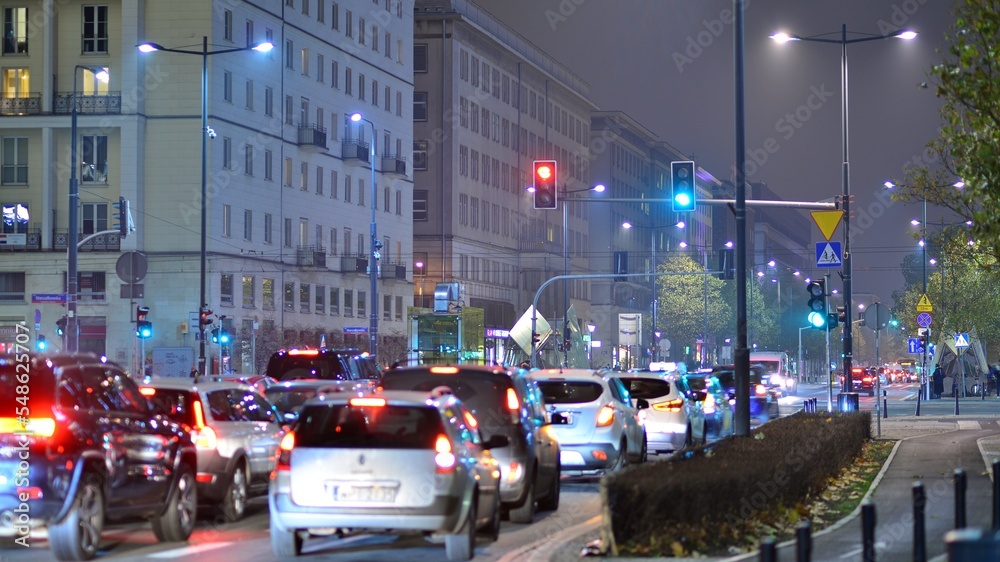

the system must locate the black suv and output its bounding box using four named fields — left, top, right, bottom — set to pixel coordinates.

left=0, top=354, right=197, bottom=560
left=264, top=348, right=379, bottom=386
left=379, top=365, right=562, bottom=524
